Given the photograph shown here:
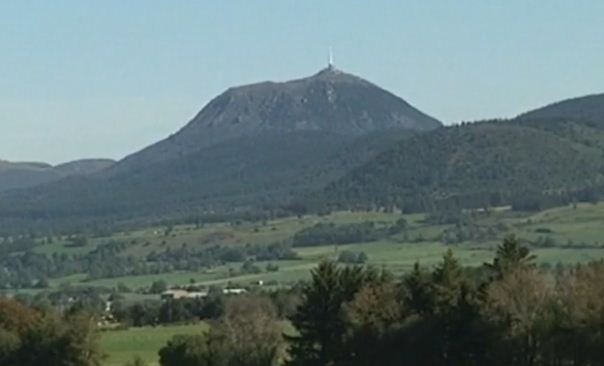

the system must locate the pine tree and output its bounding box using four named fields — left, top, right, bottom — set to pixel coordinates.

left=403, top=262, right=433, bottom=314
left=486, top=235, right=536, bottom=279
left=286, top=261, right=366, bottom=366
